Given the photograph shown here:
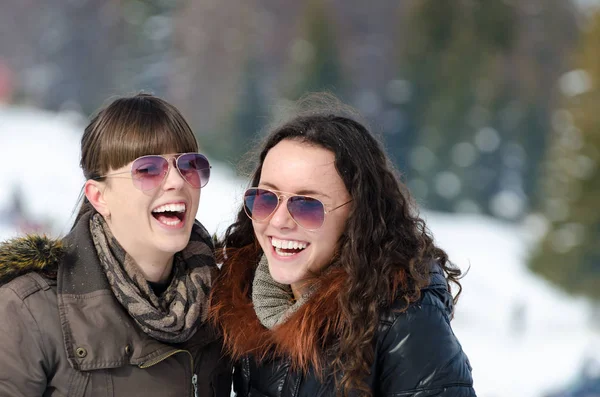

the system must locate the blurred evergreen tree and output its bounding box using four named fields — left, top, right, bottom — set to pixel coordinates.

left=12, top=1, right=124, bottom=114
left=394, top=0, right=576, bottom=219
left=219, top=57, right=269, bottom=165
left=529, top=12, right=600, bottom=301
left=396, top=0, right=516, bottom=213
left=116, top=0, right=174, bottom=97
left=285, top=0, right=345, bottom=100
